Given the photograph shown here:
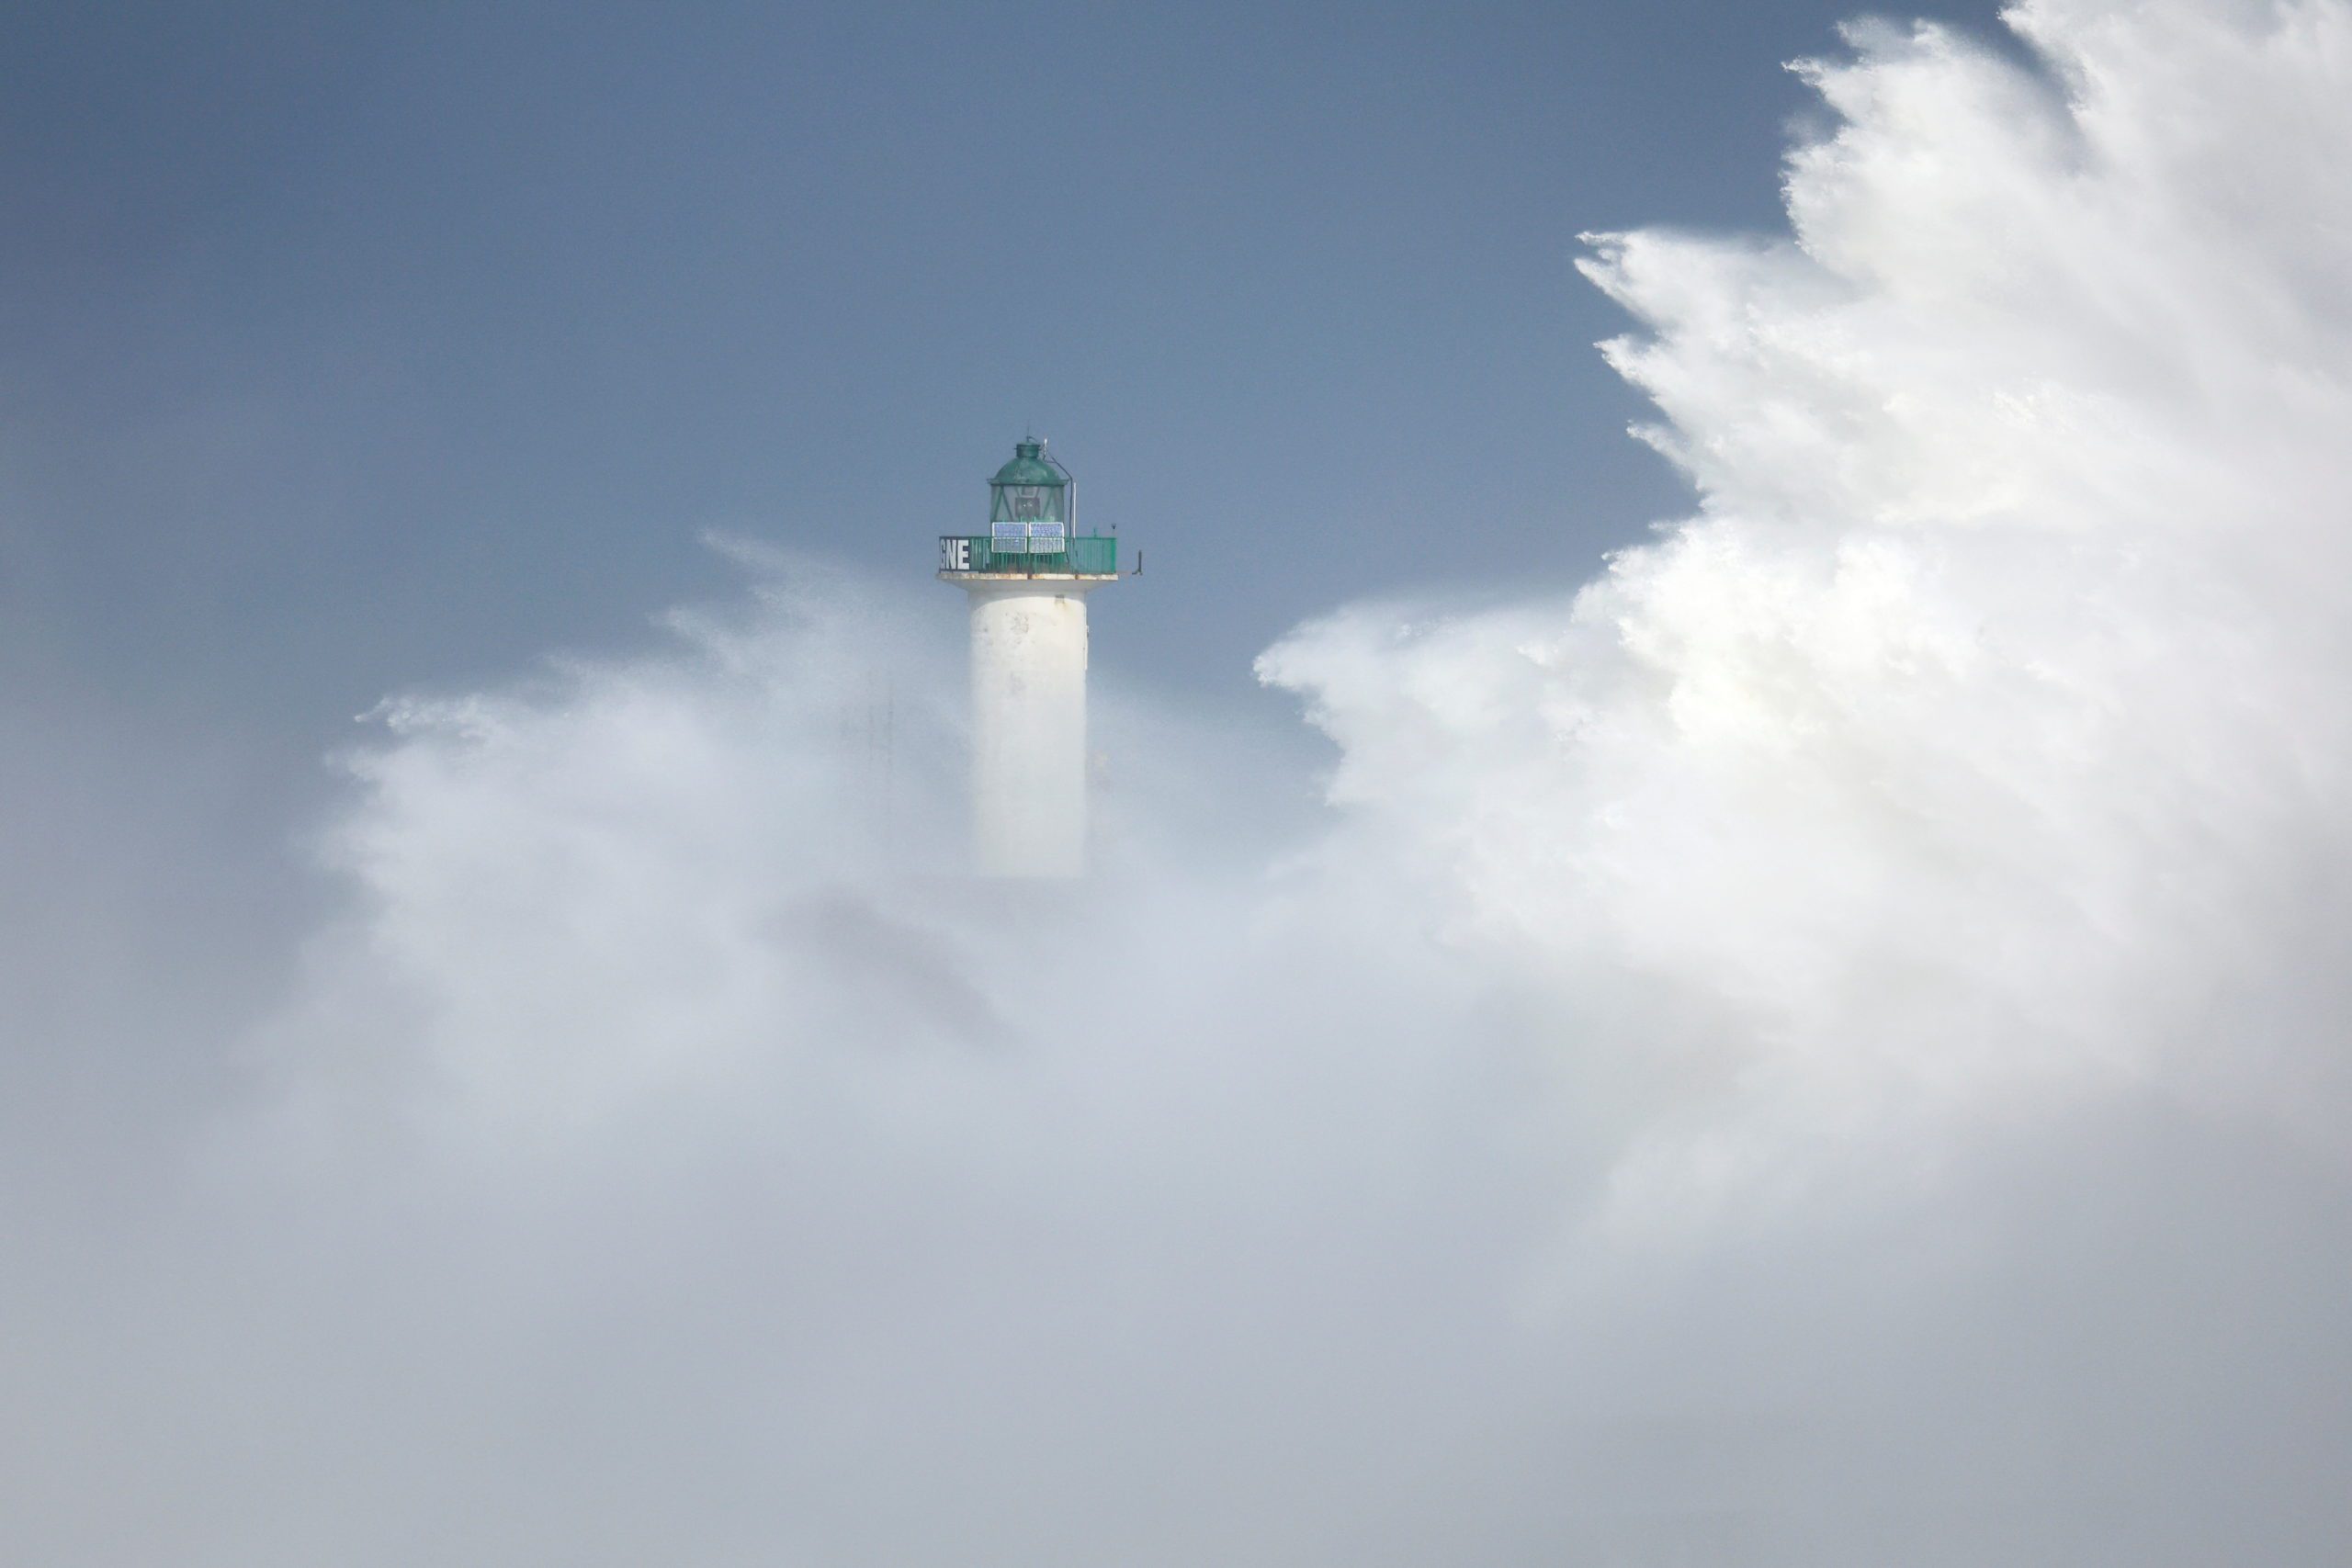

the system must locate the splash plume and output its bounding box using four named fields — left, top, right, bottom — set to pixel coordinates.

left=1264, top=0, right=2352, bottom=1210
